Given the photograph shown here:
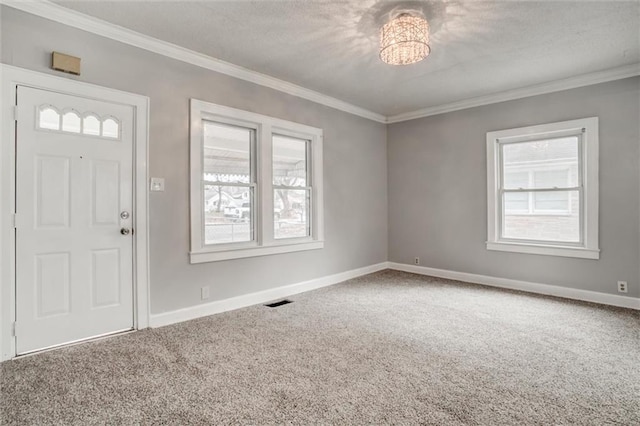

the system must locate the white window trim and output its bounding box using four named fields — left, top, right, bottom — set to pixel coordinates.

left=189, top=99, right=324, bottom=263
left=486, top=117, right=599, bottom=259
